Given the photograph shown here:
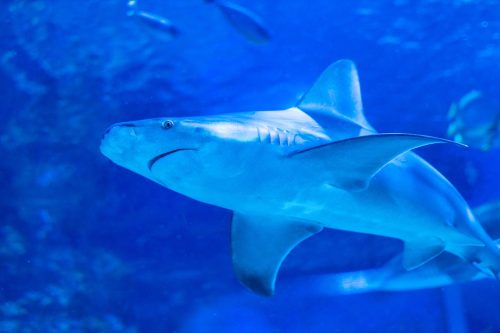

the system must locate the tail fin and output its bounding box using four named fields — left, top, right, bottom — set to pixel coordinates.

left=463, top=204, right=500, bottom=265
left=460, top=200, right=500, bottom=279
left=473, top=200, right=500, bottom=239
